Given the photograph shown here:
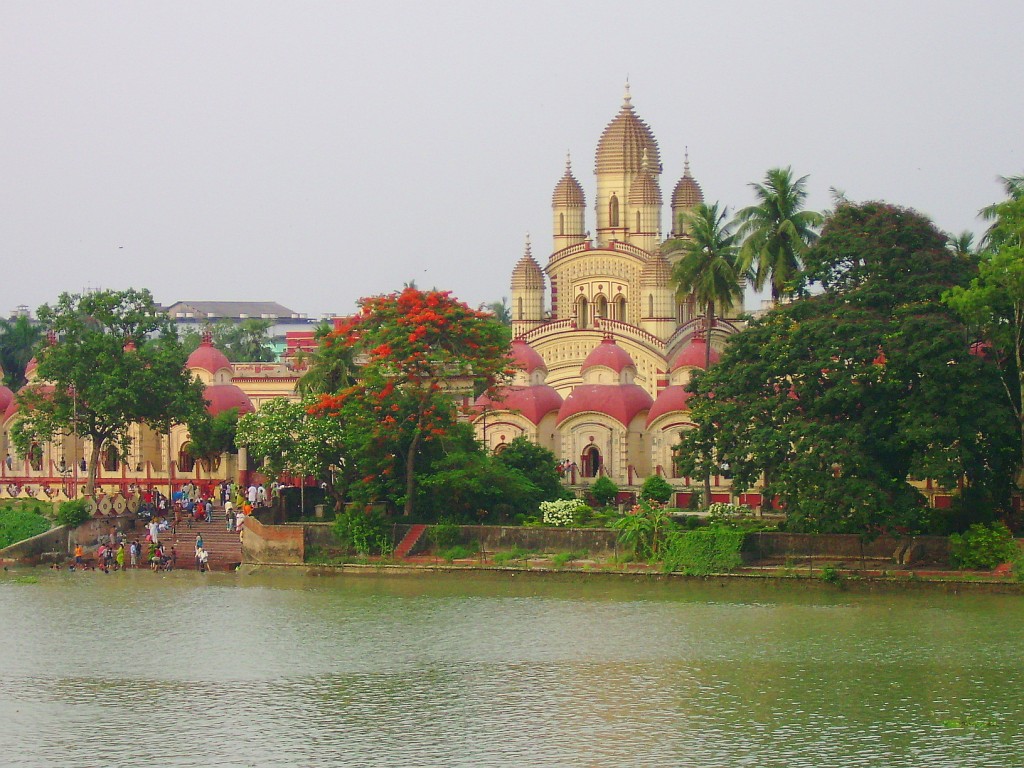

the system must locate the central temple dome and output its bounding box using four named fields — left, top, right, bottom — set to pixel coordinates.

left=595, top=85, right=661, bottom=176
